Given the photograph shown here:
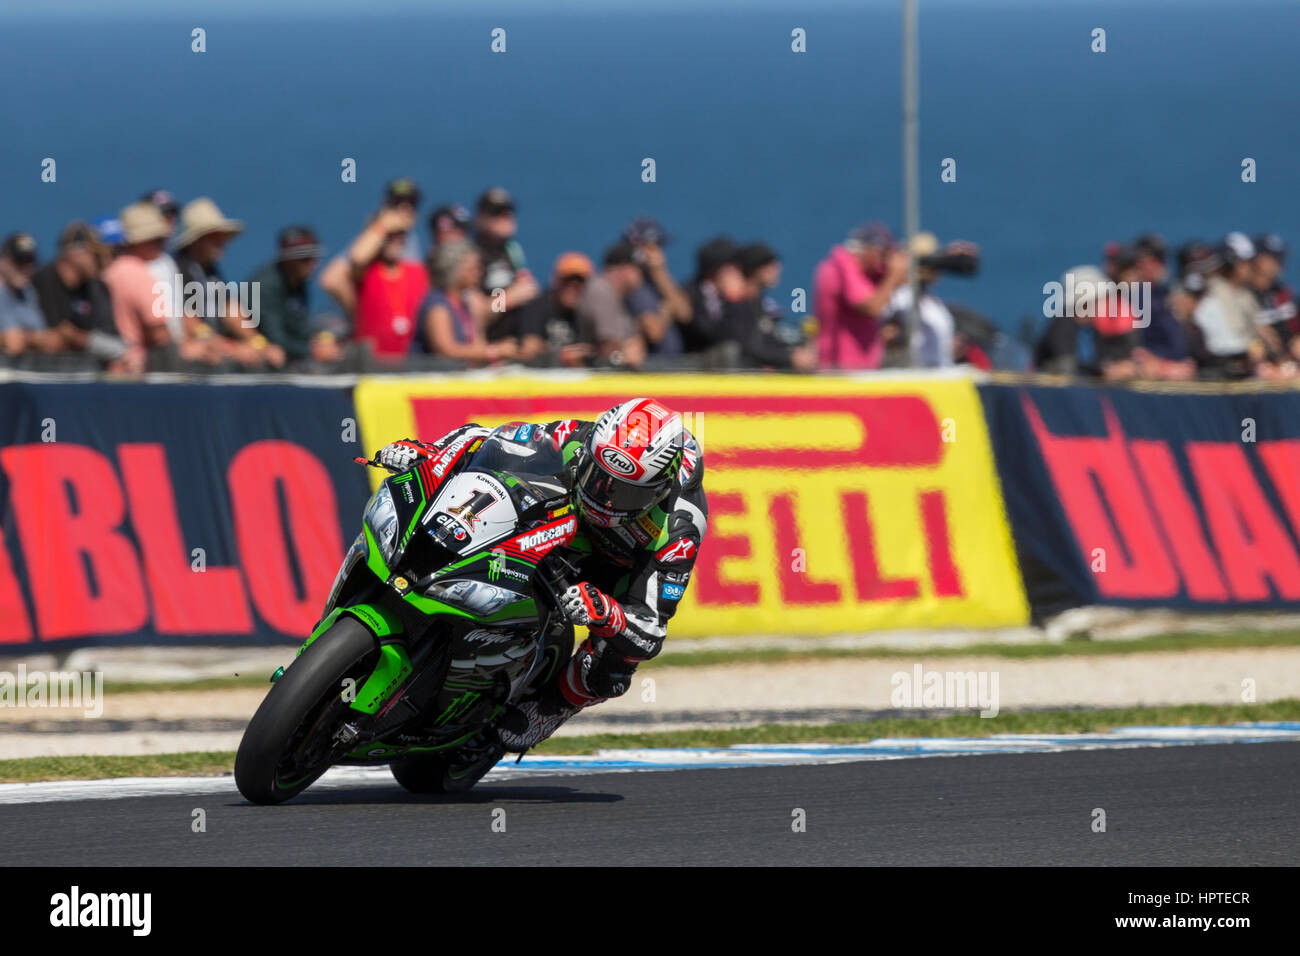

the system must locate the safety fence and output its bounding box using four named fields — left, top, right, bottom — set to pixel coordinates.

left=0, top=370, right=1296, bottom=648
